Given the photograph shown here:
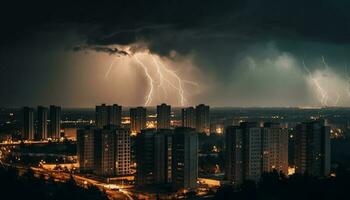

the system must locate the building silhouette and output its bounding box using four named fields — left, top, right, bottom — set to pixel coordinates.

left=135, top=129, right=172, bottom=185
left=49, top=105, right=61, bottom=139
left=195, top=104, right=210, bottom=135
left=225, top=122, right=288, bottom=184
left=172, top=127, right=198, bottom=189
left=225, top=125, right=244, bottom=184
left=130, top=107, right=147, bottom=133
left=182, top=107, right=196, bottom=129
left=77, top=126, right=98, bottom=173
left=95, top=104, right=122, bottom=128
left=157, top=103, right=171, bottom=129
left=94, top=126, right=116, bottom=177
left=295, top=119, right=330, bottom=177
left=36, top=106, right=48, bottom=140
left=22, top=107, right=34, bottom=140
